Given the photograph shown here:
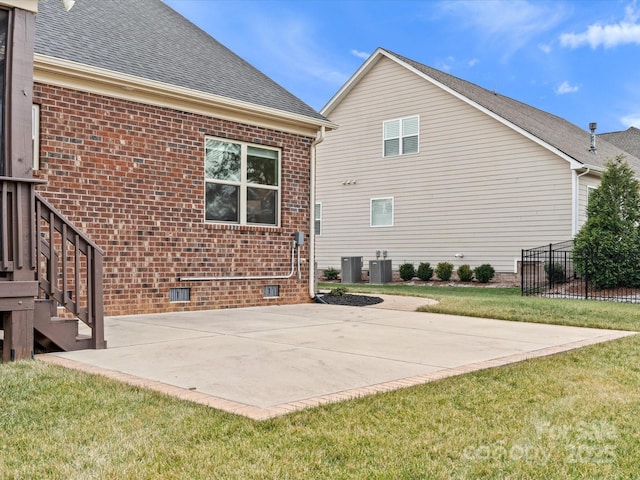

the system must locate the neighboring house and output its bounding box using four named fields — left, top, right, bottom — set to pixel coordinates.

left=315, top=48, right=640, bottom=280
left=30, top=0, right=334, bottom=316
left=599, top=127, right=640, bottom=160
